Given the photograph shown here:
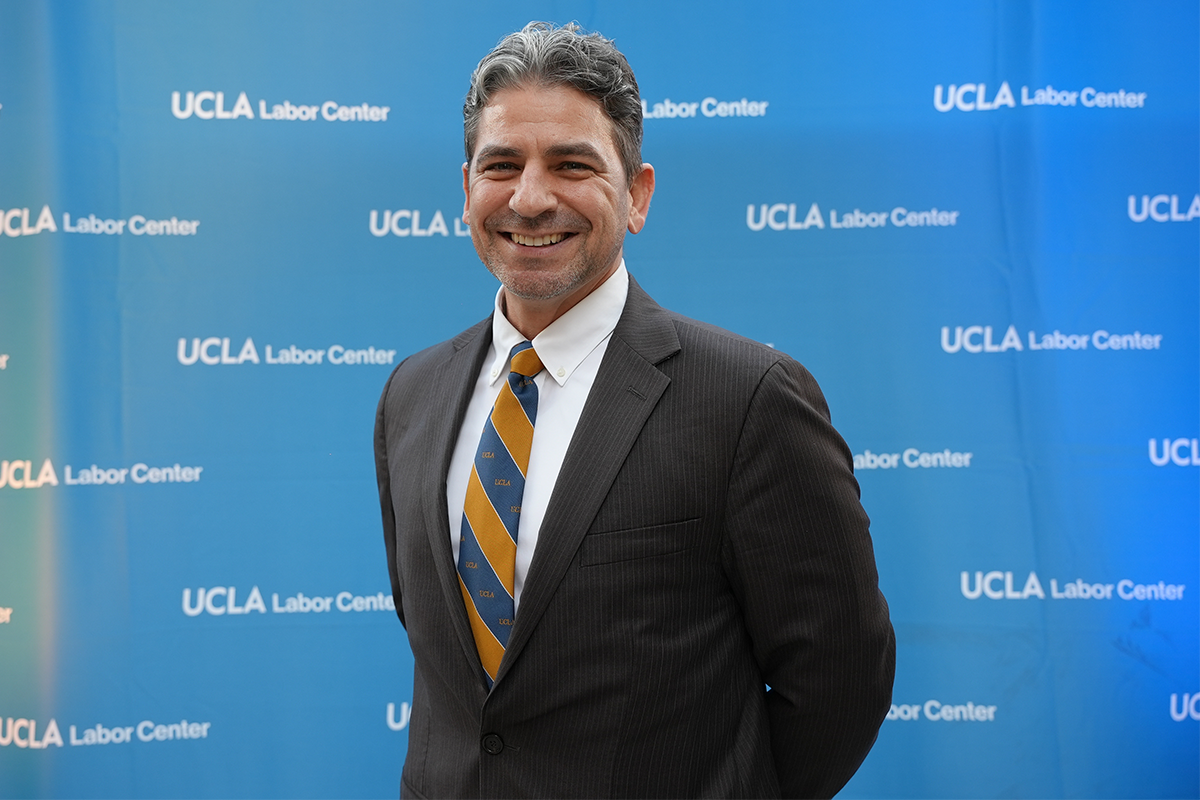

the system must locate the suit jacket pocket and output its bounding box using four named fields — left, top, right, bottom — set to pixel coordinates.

left=579, top=518, right=702, bottom=567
